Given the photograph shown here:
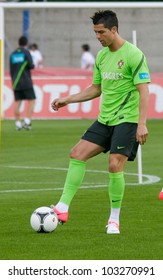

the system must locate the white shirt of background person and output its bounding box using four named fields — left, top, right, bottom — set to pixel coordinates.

left=81, top=44, right=95, bottom=71
left=30, top=49, right=43, bottom=68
